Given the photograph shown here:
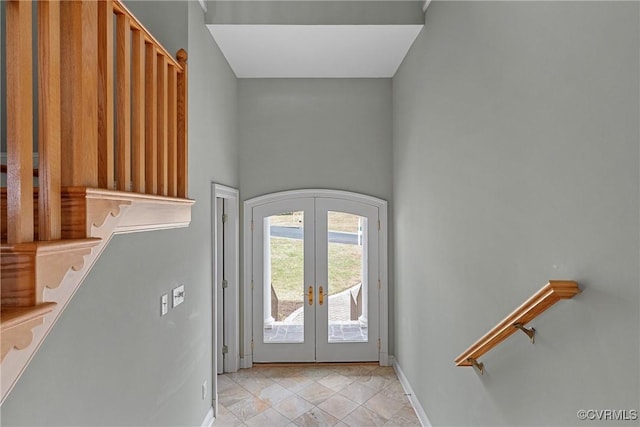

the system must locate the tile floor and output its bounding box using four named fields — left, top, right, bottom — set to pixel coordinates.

left=215, top=364, right=421, bottom=426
